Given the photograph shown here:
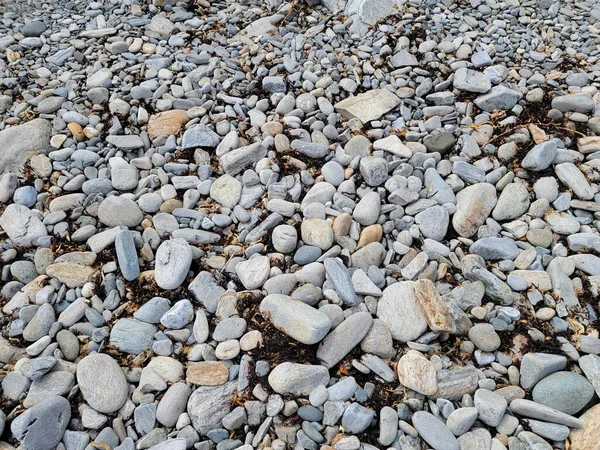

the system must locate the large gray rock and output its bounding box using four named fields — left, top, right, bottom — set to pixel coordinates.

left=219, top=143, right=267, bottom=175
left=532, top=371, right=594, bottom=415
left=187, top=382, right=236, bottom=435
left=260, top=294, right=331, bottom=344
left=453, top=183, right=497, bottom=237
left=520, top=353, right=567, bottom=389
left=0, top=119, right=51, bottom=174
left=11, top=396, right=71, bottom=450
left=77, top=353, right=129, bottom=413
